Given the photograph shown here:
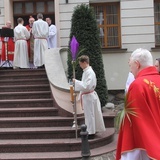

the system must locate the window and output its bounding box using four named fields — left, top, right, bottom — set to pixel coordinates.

left=13, top=0, right=55, bottom=26
left=47, top=1, right=55, bottom=12
left=25, top=2, right=34, bottom=14
left=14, top=3, right=22, bottom=14
left=13, top=1, right=55, bottom=15
left=36, top=2, right=45, bottom=13
left=154, top=0, right=160, bottom=46
left=91, top=3, right=121, bottom=48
